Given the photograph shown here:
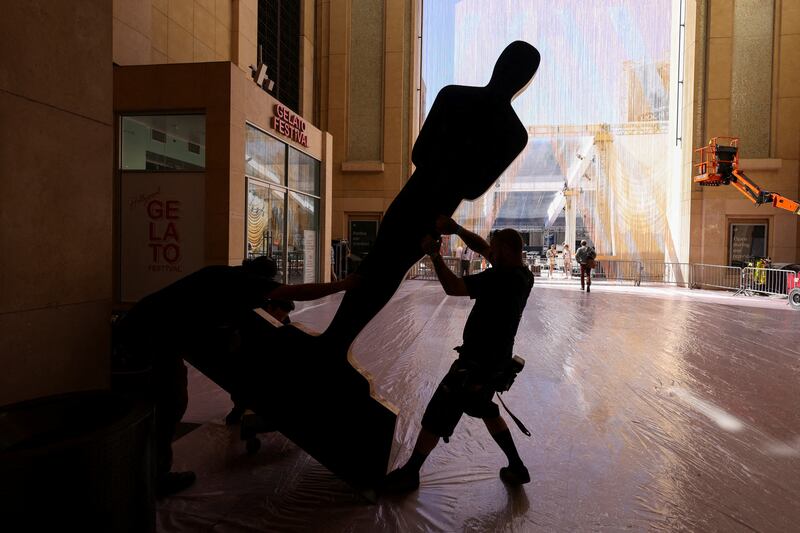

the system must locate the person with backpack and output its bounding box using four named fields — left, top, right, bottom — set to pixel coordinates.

left=574, top=240, right=596, bottom=292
